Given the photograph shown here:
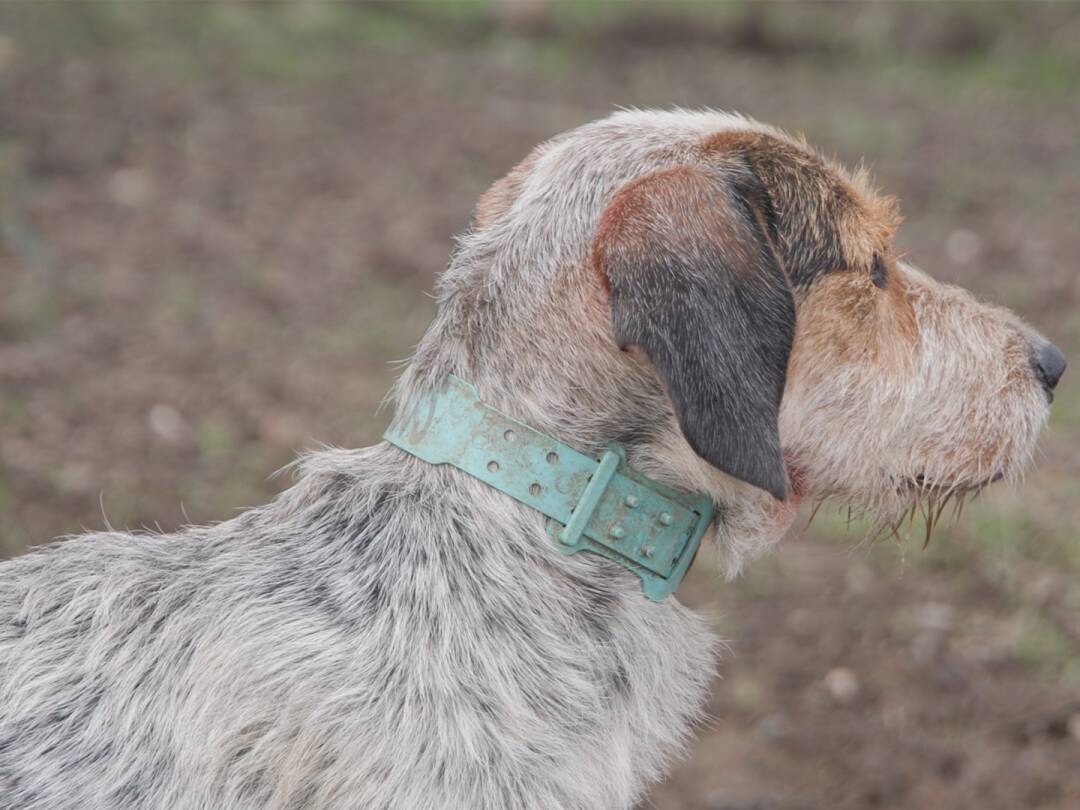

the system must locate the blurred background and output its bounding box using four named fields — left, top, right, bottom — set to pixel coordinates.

left=0, top=1, right=1078, bottom=808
